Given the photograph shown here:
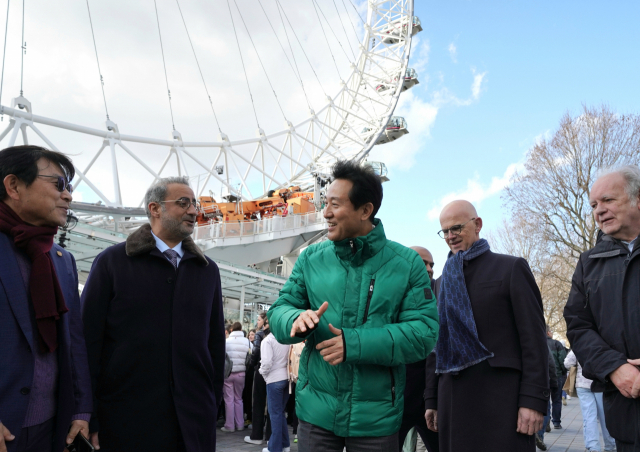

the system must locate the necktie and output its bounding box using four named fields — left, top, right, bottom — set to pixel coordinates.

left=163, top=249, right=180, bottom=269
